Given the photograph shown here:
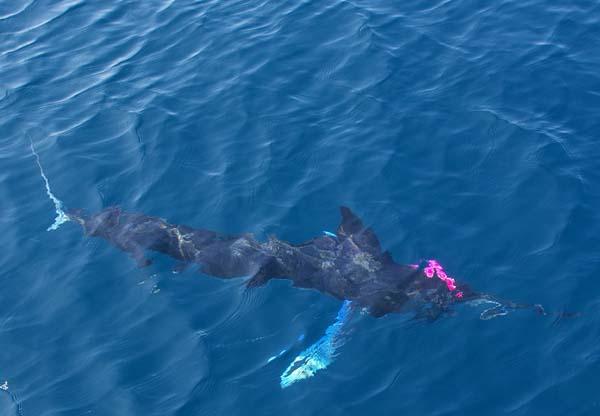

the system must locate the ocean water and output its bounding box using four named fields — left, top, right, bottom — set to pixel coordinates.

left=1, top=0, right=600, bottom=414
